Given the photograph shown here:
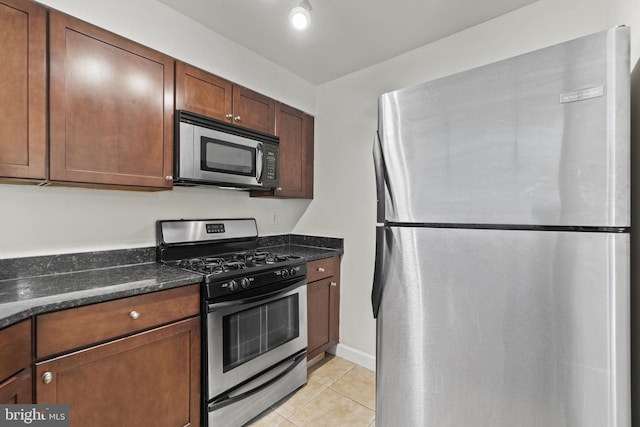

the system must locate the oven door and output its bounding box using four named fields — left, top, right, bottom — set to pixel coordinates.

left=206, top=278, right=307, bottom=399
